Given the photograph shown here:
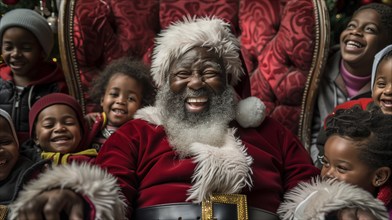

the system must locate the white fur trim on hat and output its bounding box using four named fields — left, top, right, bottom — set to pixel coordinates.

left=151, top=16, right=244, bottom=88
left=10, top=162, right=127, bottom=220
